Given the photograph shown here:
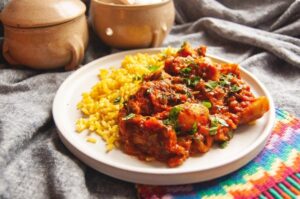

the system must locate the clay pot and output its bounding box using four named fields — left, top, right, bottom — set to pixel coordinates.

left=90, top=0, right=175, bottom=49
left=1, top=0, right=89, bottom=70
